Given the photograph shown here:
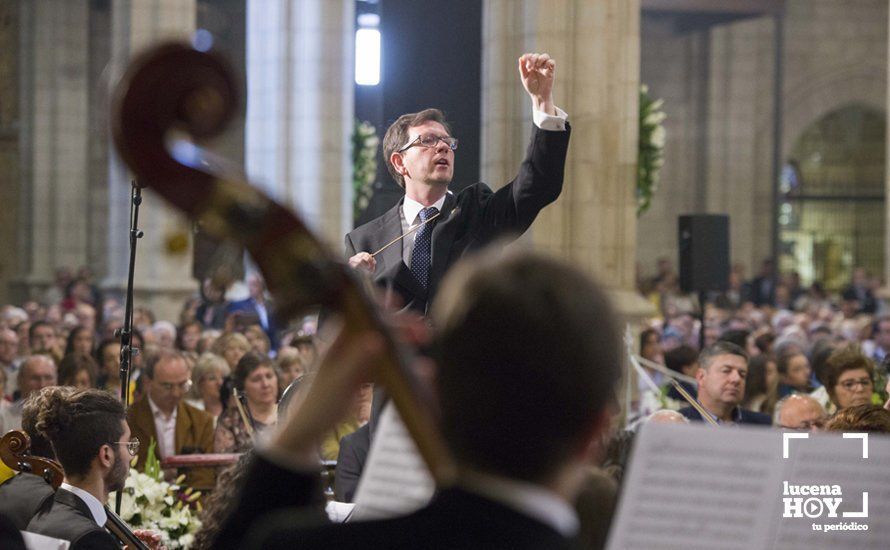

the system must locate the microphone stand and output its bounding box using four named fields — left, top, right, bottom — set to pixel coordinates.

left=115, top=180, right=144, bottom=514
